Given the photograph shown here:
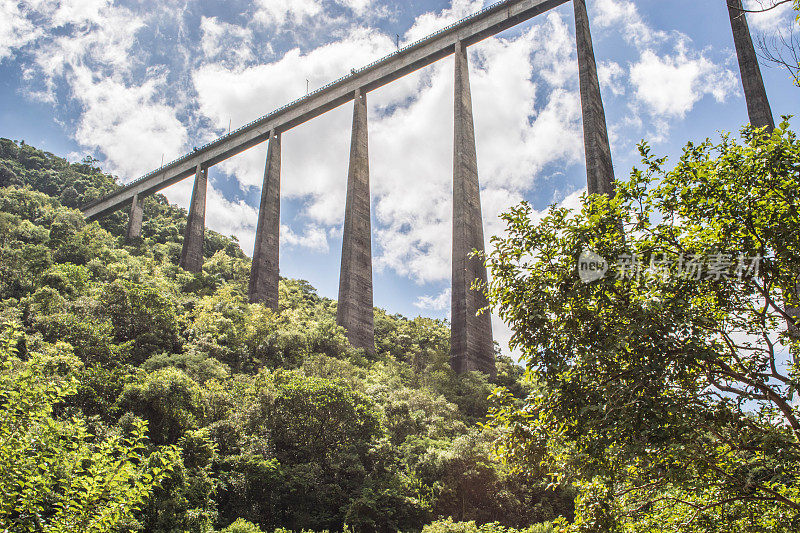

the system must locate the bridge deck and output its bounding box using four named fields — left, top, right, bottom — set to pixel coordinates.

left=81, top=0, right=568, bottom=219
